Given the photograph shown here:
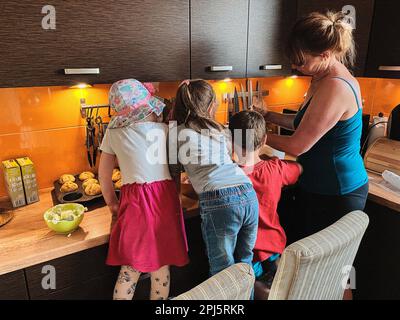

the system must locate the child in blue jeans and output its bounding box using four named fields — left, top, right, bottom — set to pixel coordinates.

left=169, top=79, right=259, bottom=277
